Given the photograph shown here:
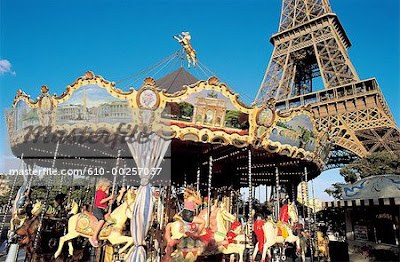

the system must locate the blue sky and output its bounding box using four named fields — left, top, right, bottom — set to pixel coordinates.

left=1, top=0, right=399, bottom=200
